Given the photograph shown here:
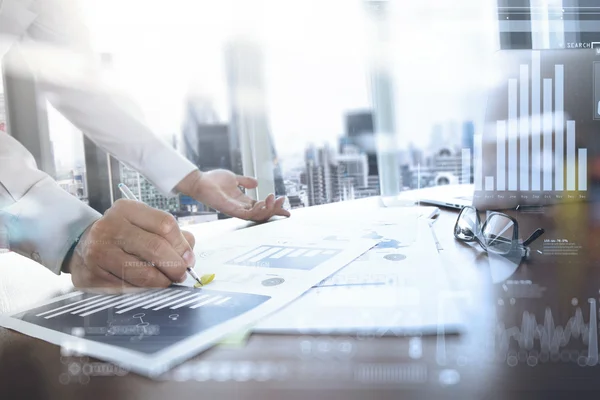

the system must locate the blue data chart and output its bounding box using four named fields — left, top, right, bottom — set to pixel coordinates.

left=15, top=288, right=270, bottom=354
left=226, top=245, right=342, bottom=270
